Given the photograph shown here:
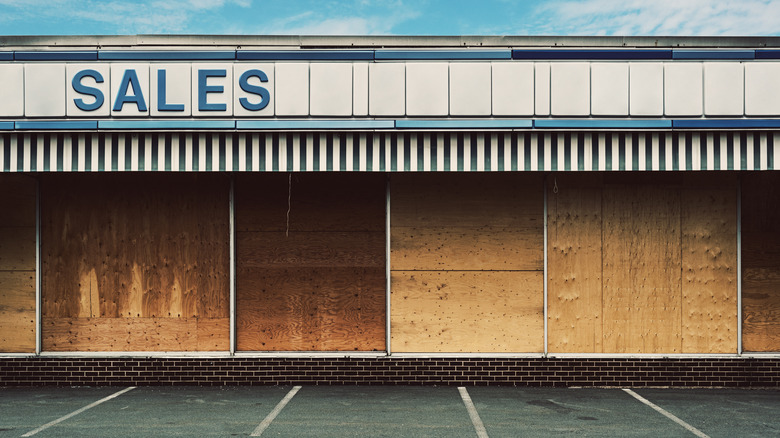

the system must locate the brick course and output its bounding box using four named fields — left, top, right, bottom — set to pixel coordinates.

left=1, top=357, right=779, bottom=387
